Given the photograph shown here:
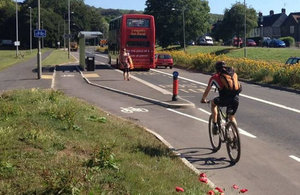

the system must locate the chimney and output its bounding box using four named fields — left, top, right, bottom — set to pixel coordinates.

left=270, top=10, right=274, bottom=15
left=259, top=12, right=263, bottom=17
left=282, top=8, right=286, bottom=14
